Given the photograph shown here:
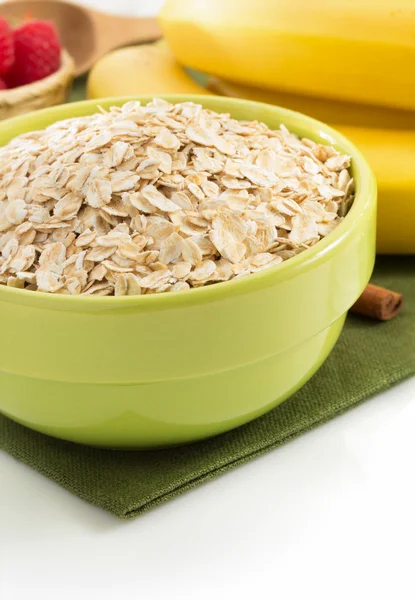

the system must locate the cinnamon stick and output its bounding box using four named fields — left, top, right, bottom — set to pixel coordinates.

left=350, top=284, right=404, bottom=321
